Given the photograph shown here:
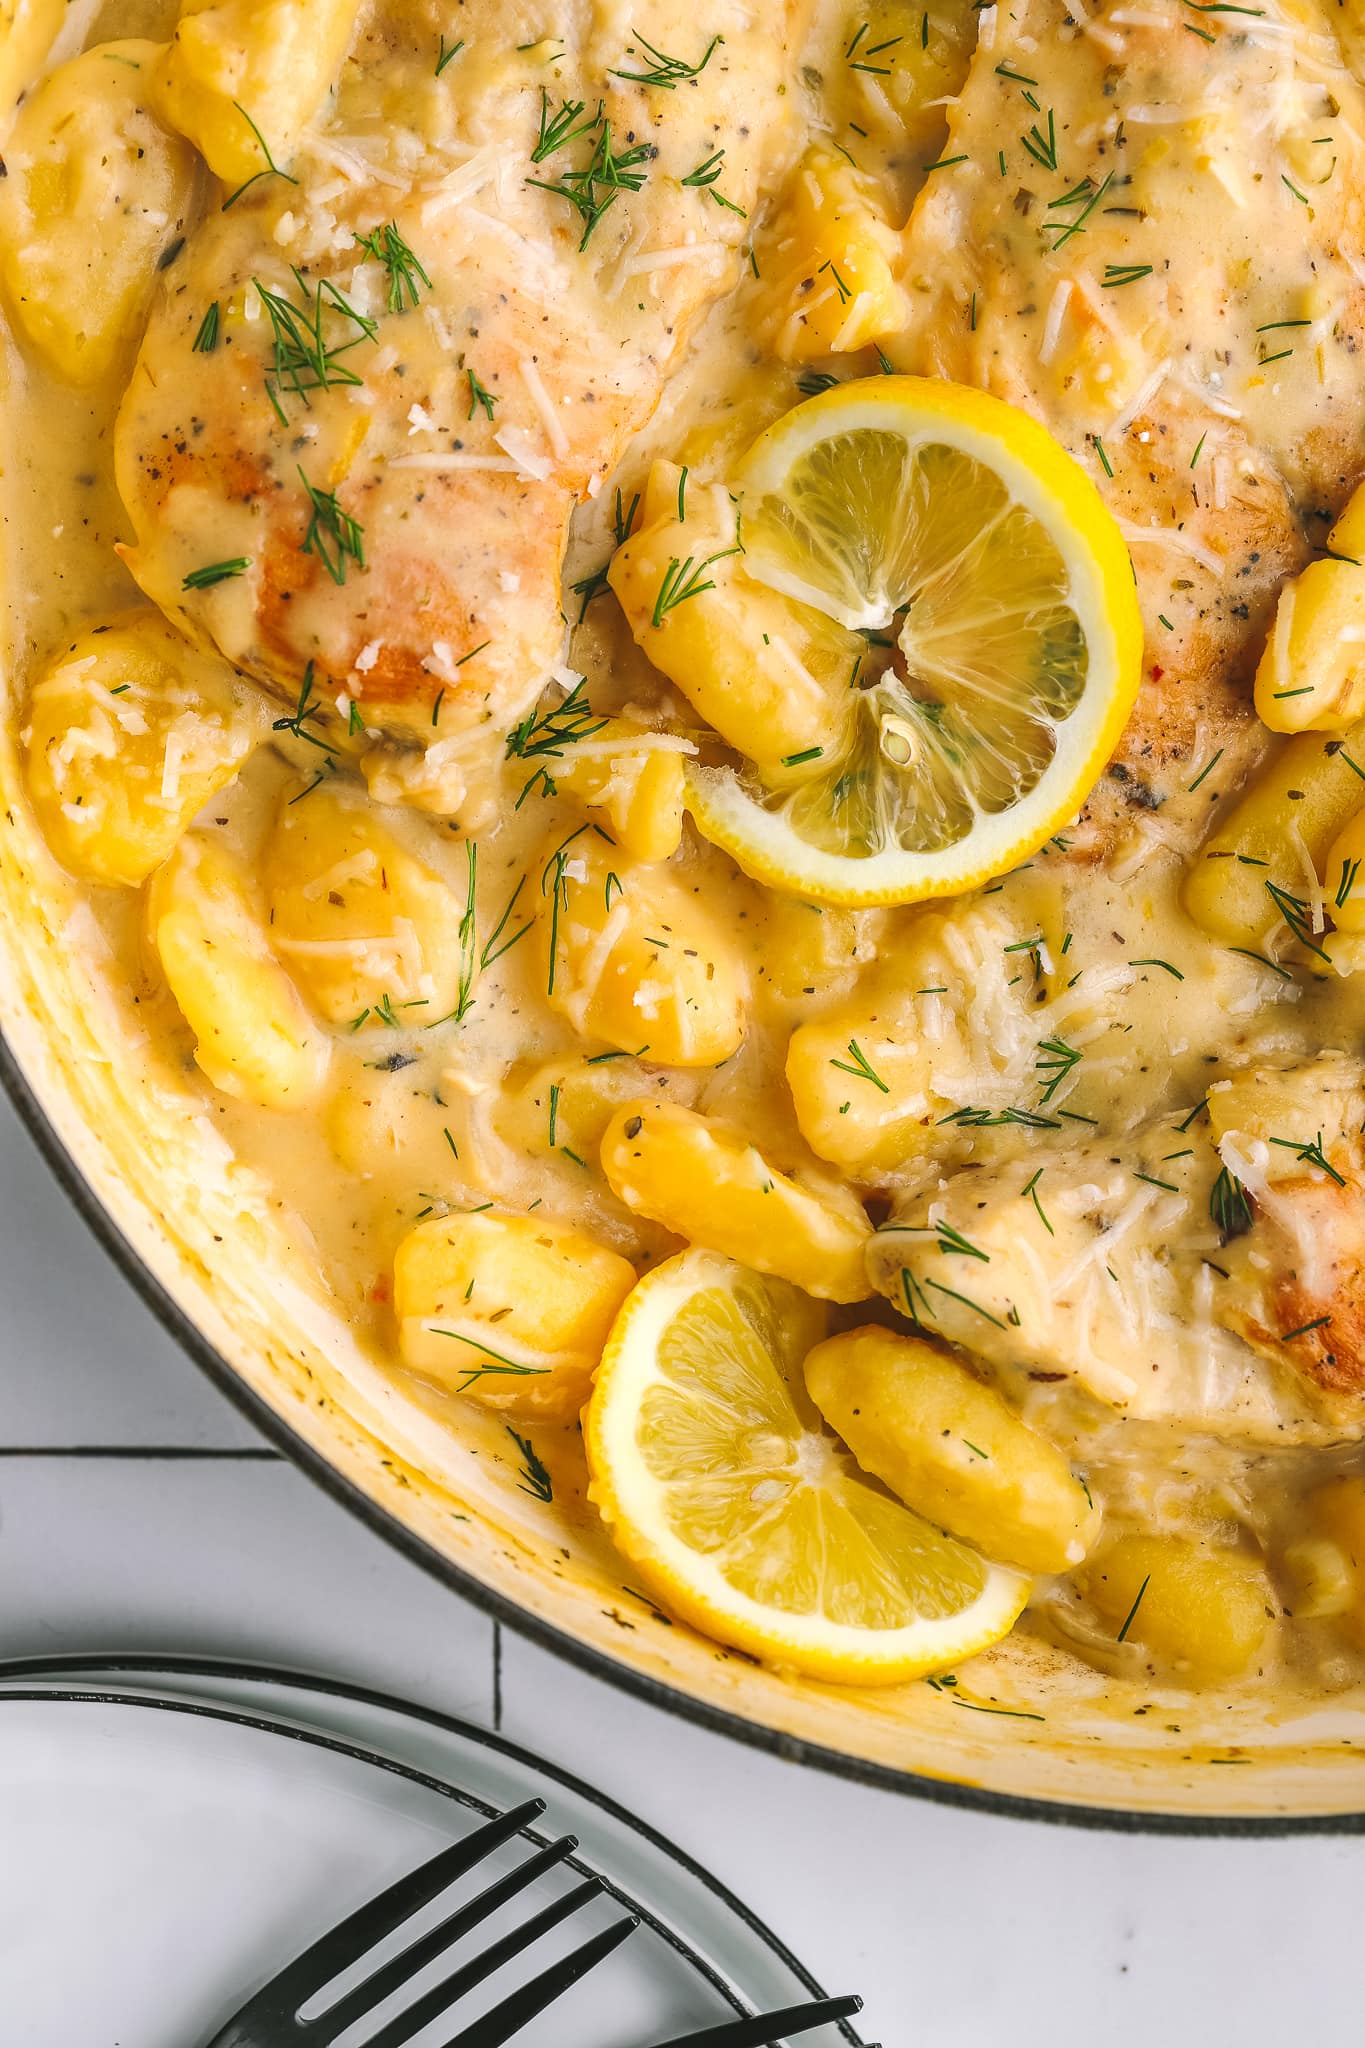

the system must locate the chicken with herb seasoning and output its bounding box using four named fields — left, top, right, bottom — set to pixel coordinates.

left=893, top=0, right=1365, bottom=854
left=114, top=0, right=803, bottom=821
